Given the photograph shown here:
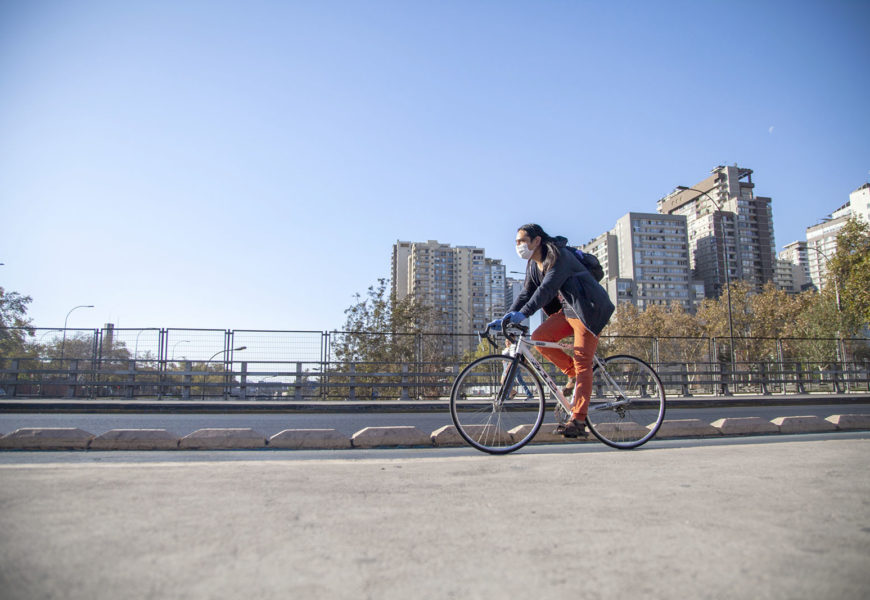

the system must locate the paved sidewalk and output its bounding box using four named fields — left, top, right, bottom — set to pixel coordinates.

left=1, top=438, right=869, bottom=599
